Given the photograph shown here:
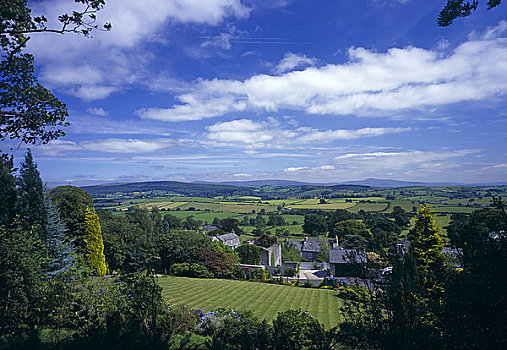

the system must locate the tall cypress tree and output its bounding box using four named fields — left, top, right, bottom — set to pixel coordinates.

left=408, top=205, right=446, bottom=333
left=16, top=150, right=47, bottom=240
left=0, top=157, right=17, bottom=228
left=84, top=206, right=107, bottom=276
